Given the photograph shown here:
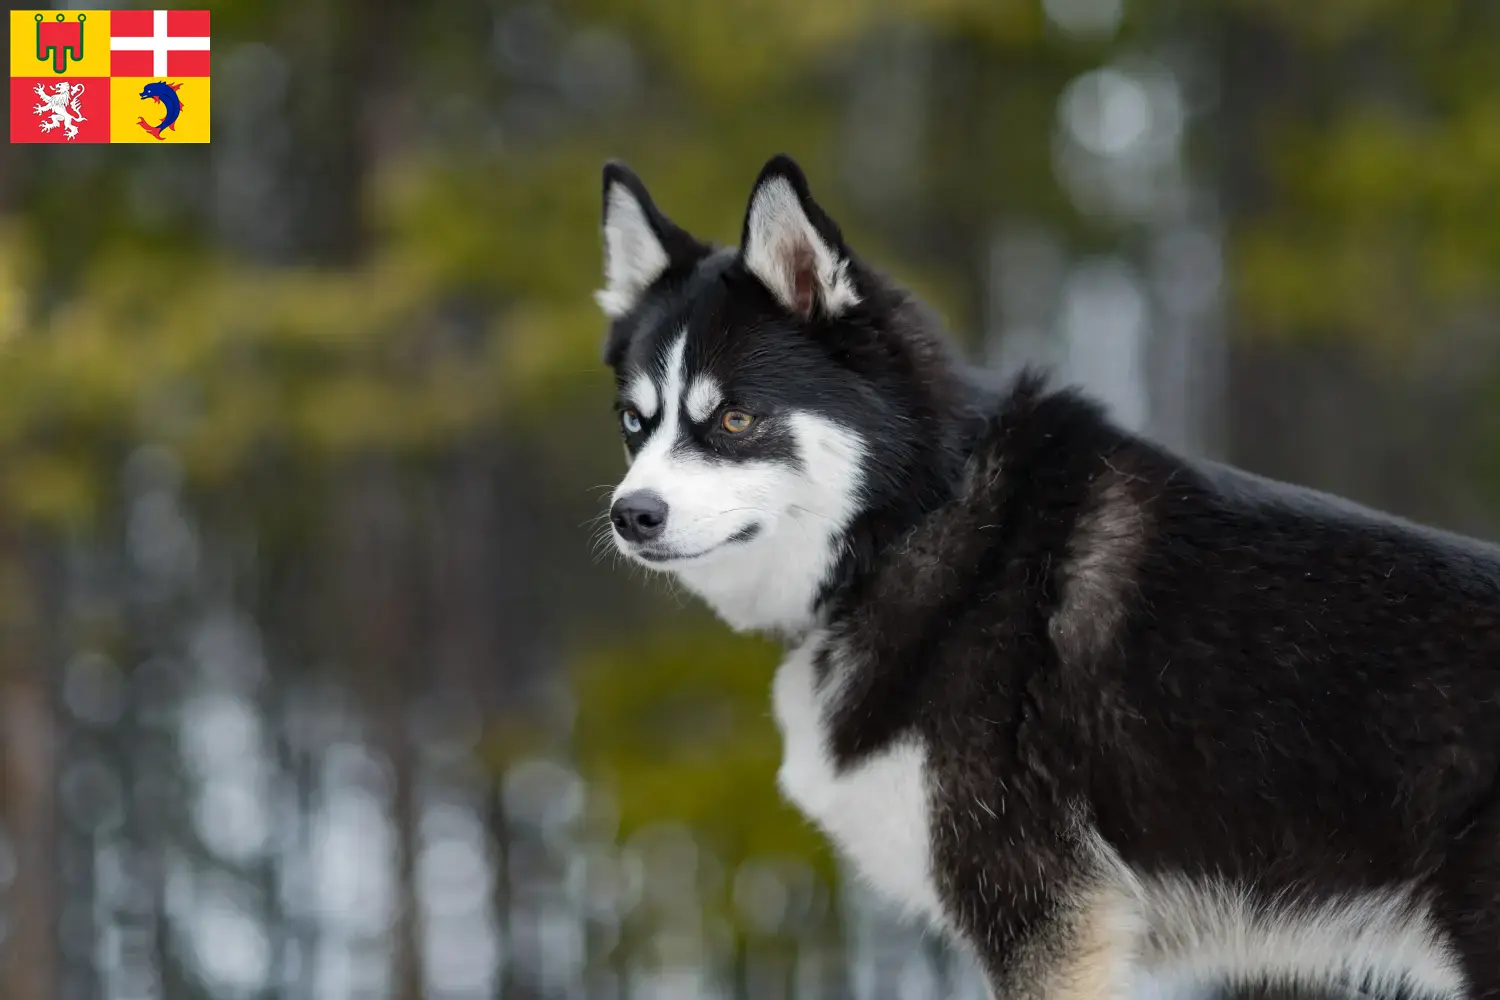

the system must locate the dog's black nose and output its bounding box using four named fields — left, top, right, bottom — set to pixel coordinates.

left=611, top=491, right=669, bottom=544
